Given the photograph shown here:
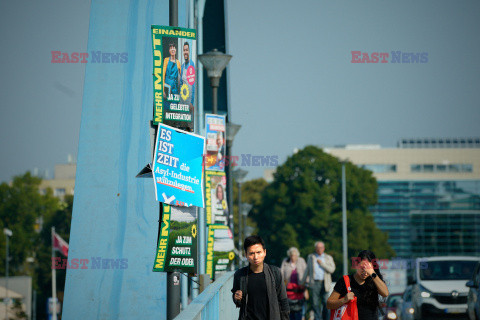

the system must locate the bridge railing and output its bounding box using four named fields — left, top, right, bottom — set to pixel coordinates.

left=174, top=271, right=239, bottom=320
